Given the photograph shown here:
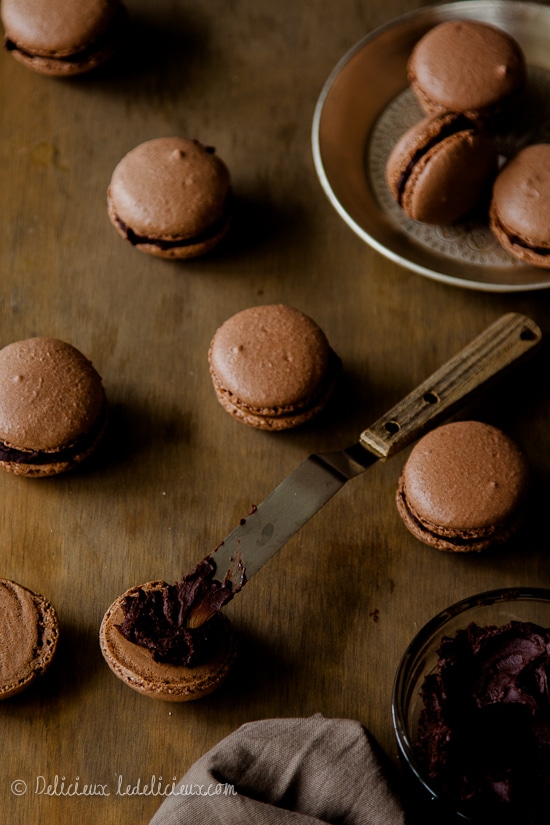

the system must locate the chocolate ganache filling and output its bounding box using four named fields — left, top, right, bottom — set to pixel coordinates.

left=115, top=192, right=232, bottom=251
left=416, top=621, right=550, bottom=823
left=0, top=403, right=107, bottom=465
left=3, top=7, right=126, bottom=64
left=117, top=556, right=244, bottom=666
left=397, top=114, right=478, bottom=204
left=493, top=215, right=550, bottom=257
